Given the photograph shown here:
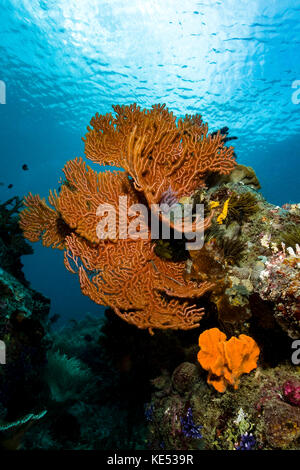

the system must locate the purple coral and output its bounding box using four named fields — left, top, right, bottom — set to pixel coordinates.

left=180, top=407, right=203, bottom=439
left=283, top=380, right=300, bottom=407
left=159, top=186, right=178, bottom=213
left=144, top=403, right=154, bottom=422
left=235, top=432, right=256, bottom=450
